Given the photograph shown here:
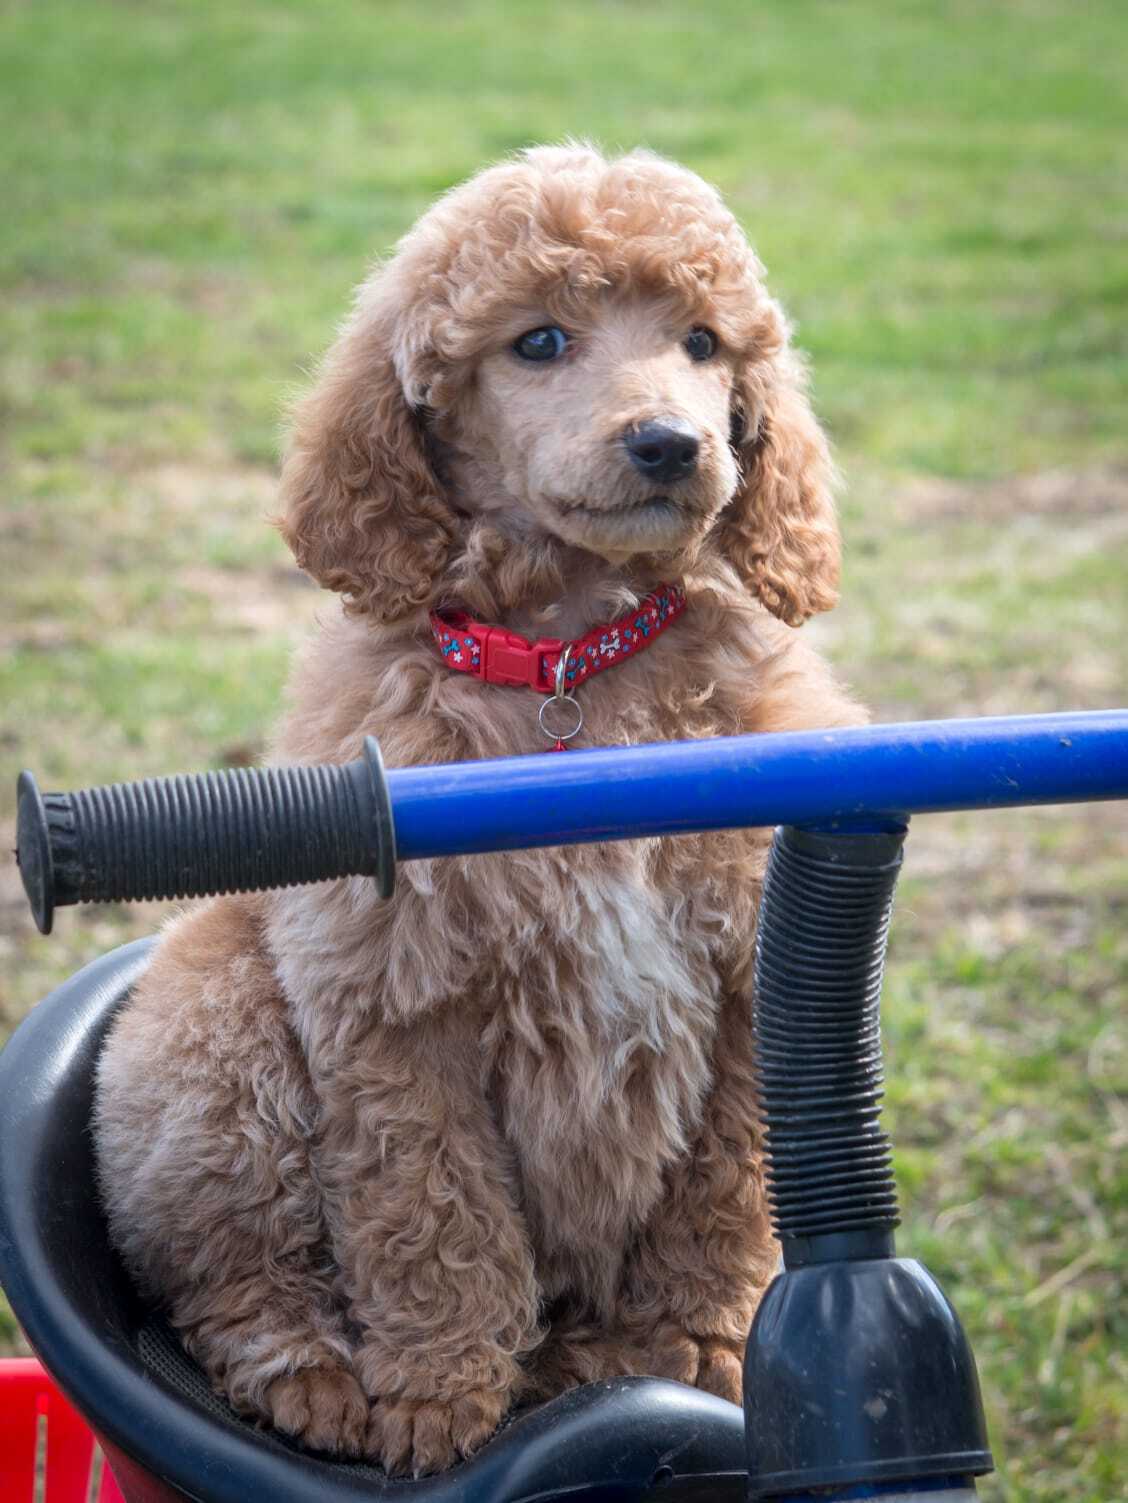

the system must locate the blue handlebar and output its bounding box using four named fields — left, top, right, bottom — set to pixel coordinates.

left=387, top=710, right=1128, bottom=860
